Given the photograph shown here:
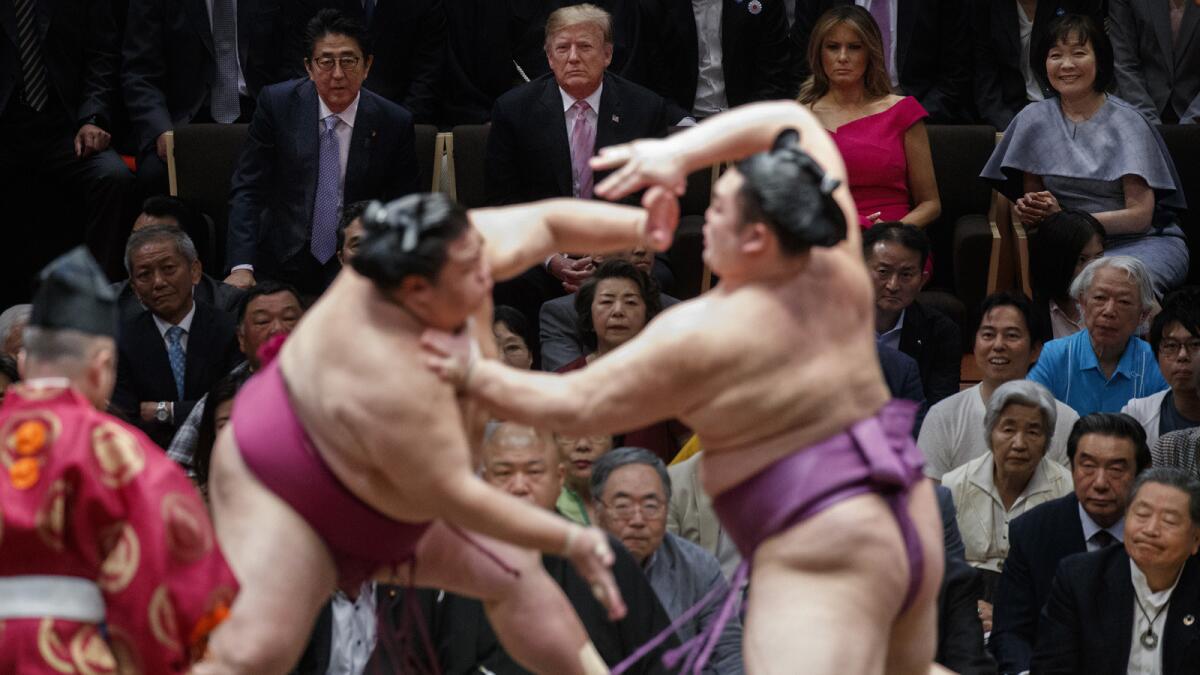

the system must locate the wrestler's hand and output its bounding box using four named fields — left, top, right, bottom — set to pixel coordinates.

left=421, top=326, right=480, bottom=390
left=642, top=185, right=680, bottom=252
left=591, top=138, right=687, bottom=202
left=565, top=525, right=627, bottom=621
